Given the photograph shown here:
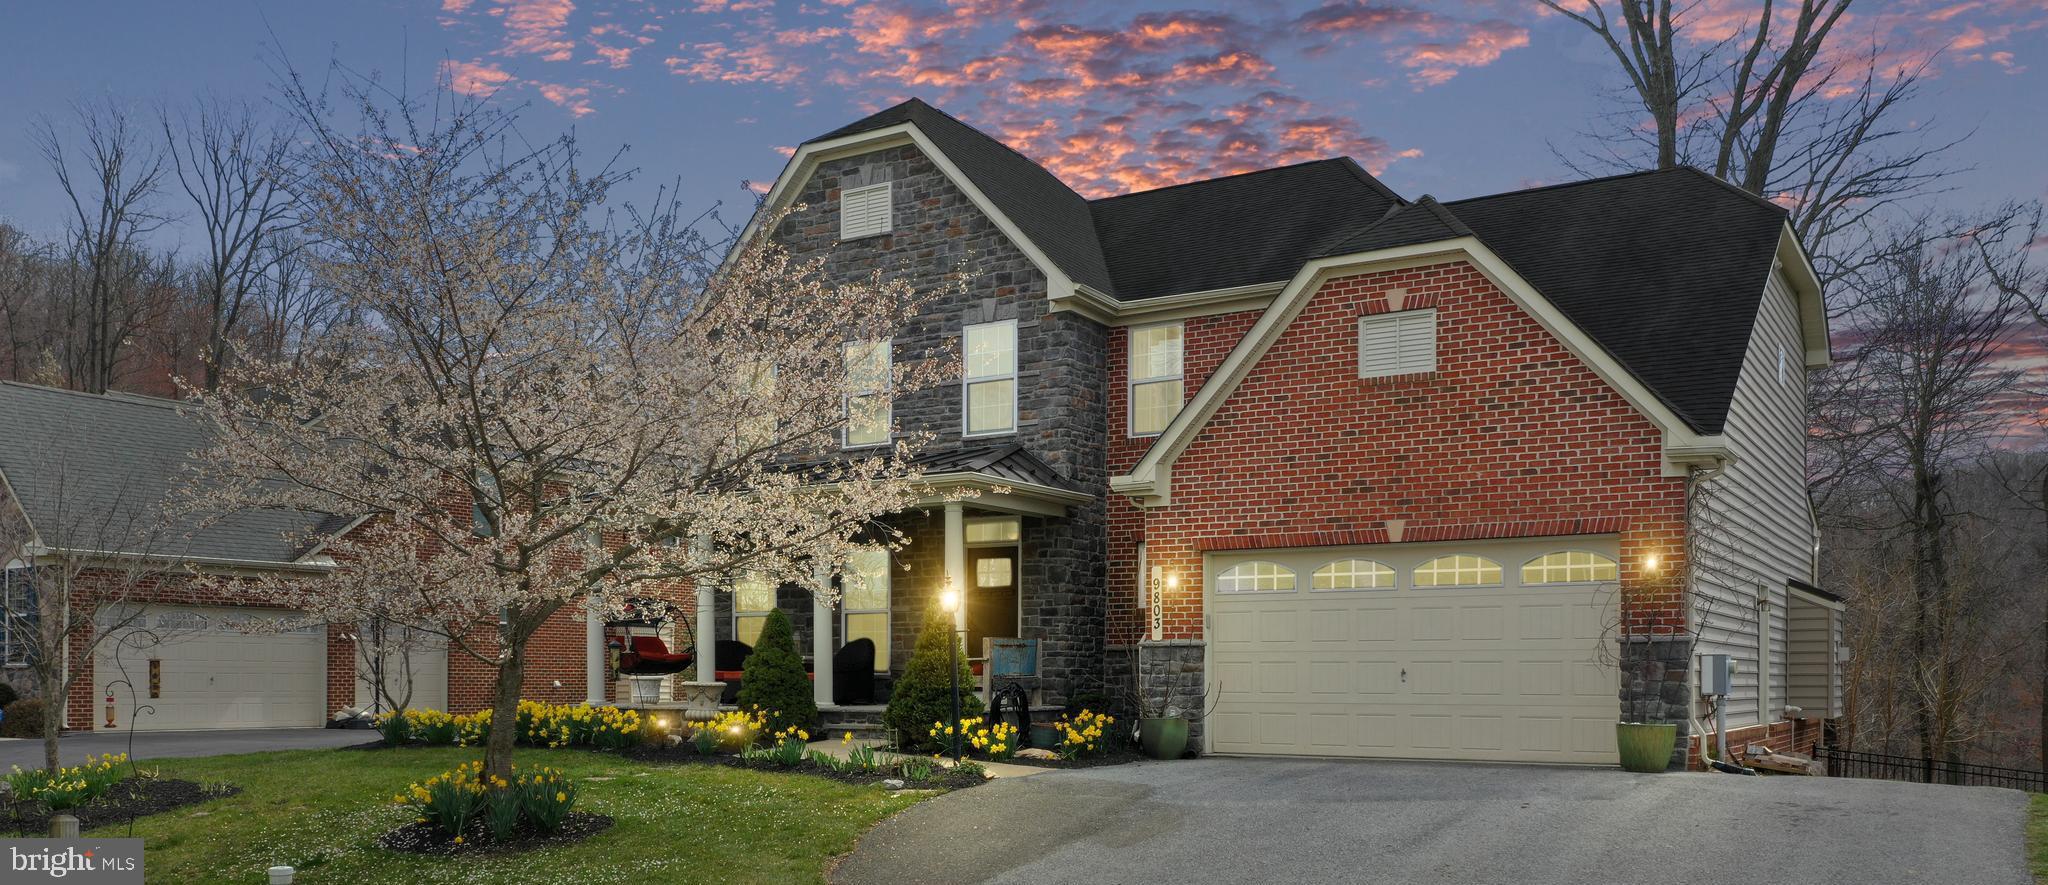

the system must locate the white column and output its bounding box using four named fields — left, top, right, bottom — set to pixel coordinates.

left=584, top=595, right=606, bottom=705
left=813, top=558, right=835, bottom=709
left=693, top=532, right=718, bottom=682
left=944, top=502, right=967, bottom=634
